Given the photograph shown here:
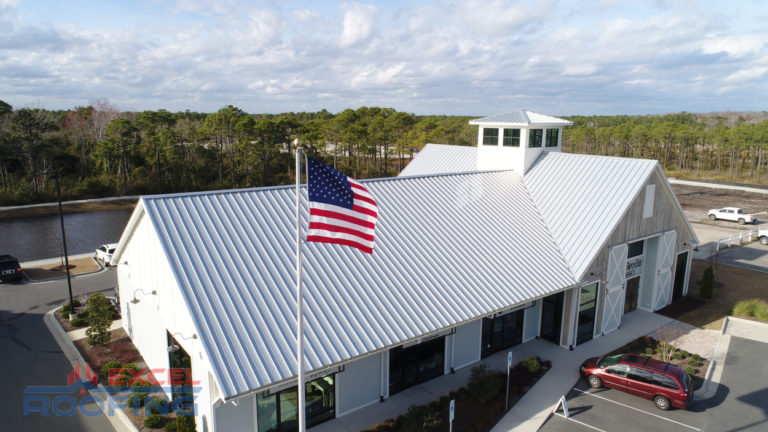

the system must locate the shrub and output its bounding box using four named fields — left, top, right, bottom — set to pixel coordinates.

left=522, top=356, right=541, bottom=374
left=176, top=411, right=196, bottom=432
left=733, top=299, right=768, bottom=321
left=644, top=347, right=654, bottom=356
left=700, top=266, right=715, bottom=298
left=692, top=354, right=701, bottom=362
left=144, top=414, right=164, bottom=429
left=163, top=422, right=177, bottom=432
left=101, top=361, right=122, bottom=378
left=467, top=365, right=504, bottom=403
left=127, top=392, right=147, bottom=408
left=672, top=352, right=682, bottom=360
left=118, top=363, right=141, bottom=386
left=148, top=397, right=169, bottom=415
left=70, top=317, right=88, bottom=327
left=398, top=404, right=441, bottom=432
left=685, top=365, right=695, bottom=375
left=679, top=350, right=689, bottom=358
left=62, top=310, right=70, bottom=319
left=61, top=300, right=82, bottom=313
left=86, top=294, right=113, bottom=346
left=688, top=358, right=699, bottom=367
